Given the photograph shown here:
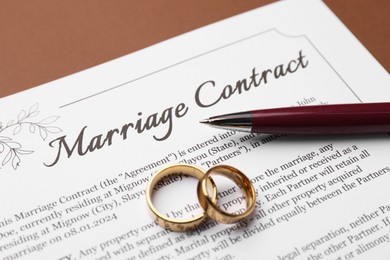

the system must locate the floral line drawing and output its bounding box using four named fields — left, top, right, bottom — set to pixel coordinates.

left=0, top=137, right=33, bottom=170
left=0, top=103, right=62, bottom=170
